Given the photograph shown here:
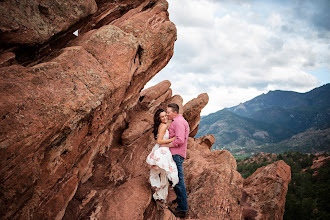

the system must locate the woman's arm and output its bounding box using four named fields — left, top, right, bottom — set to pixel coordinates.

left=156, top=124, right=175, bottom=144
